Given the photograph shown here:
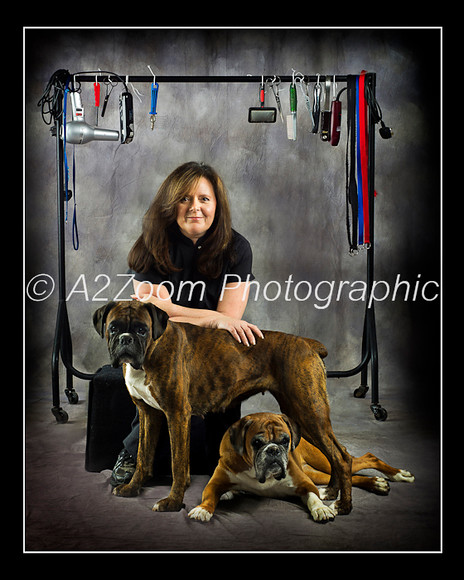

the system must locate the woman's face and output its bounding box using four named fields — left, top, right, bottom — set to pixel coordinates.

left=176, top=177, right=217, bottom=243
